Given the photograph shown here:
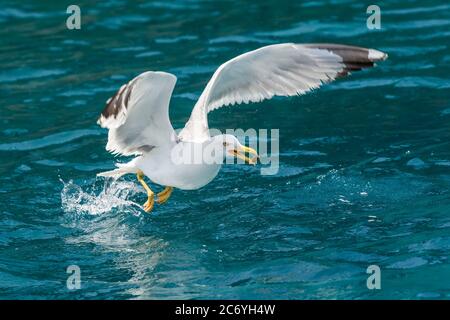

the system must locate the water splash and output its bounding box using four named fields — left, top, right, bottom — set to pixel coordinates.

left=60, top=178, right=142, bottom=216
